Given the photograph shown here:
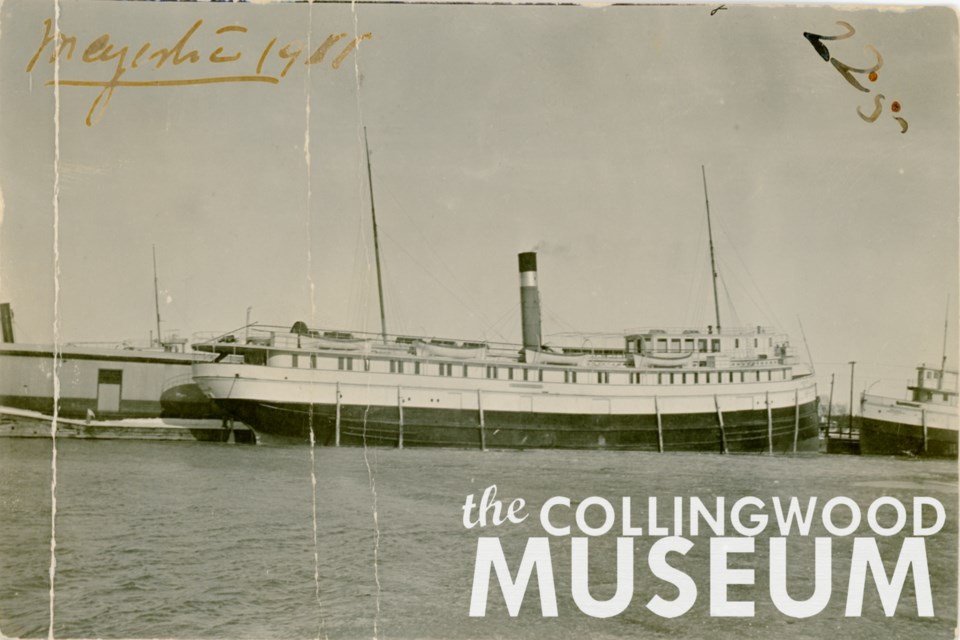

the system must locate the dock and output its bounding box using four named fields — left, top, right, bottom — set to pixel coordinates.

left=0, top=407, right=256, bottom=444
left=820, top=424, right=860, bottom=455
